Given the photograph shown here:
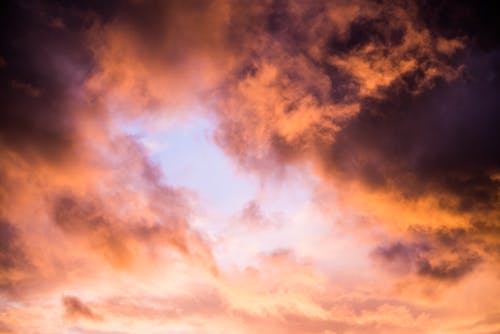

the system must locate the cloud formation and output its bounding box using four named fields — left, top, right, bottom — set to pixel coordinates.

left=63, top=296, right=102, bottom=322
left=0, top=0, right=499, bottom=333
